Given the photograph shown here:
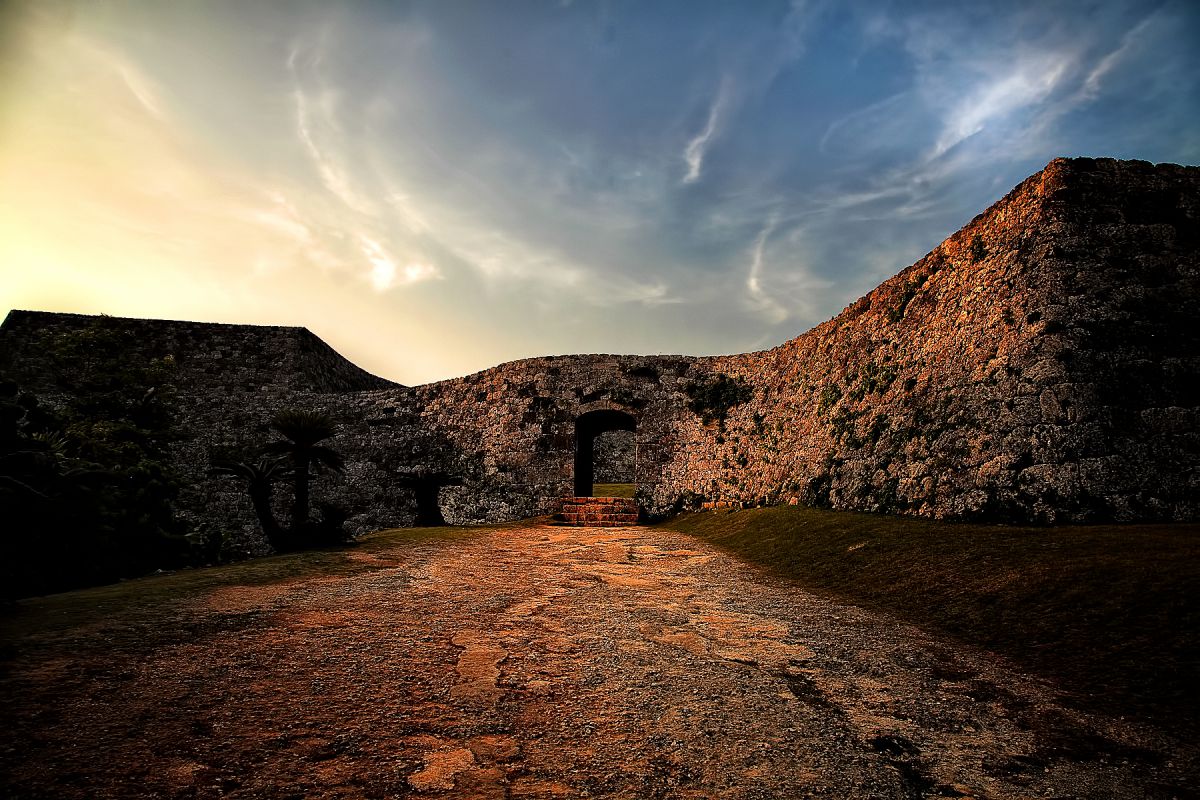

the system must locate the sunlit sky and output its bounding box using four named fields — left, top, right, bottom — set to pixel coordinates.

left=1, top=1, right=1197, bottom=384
